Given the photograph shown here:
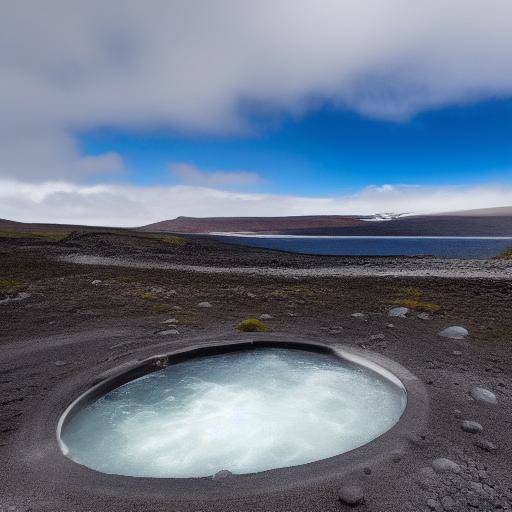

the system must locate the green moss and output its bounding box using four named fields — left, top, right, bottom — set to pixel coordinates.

left=236, top=318, right=268, bottom=332
left=0, top=278, right=27, bottom=293
left=151, top=303, right=174, bottom=313
left=496, top=247, right=512, bottom=259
